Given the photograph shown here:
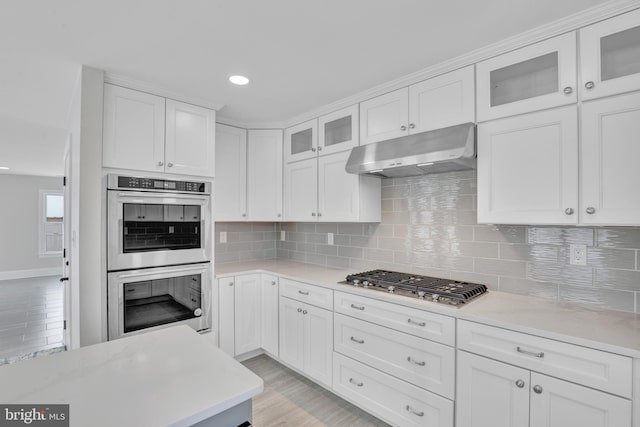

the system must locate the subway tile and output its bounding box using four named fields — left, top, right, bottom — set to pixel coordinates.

left=279, top=241, right=297, bottom=251
left=338, top=246, right=364, bottom=259
left=408, top=225, right=430, bottom=240
left=584, top=248, right=636, bottom=269
left=263, top=249, right=277, bottom=259
left=410, top=210, right=450, bottom=225
left=251, top=240, right=275, bottom=250
left=393, top=252, right=412, bottom=266
left=499, top=277, right=558, bottom=299
left=378, top=237, right=408, bottom=252
left=394, top=224, right=410, bottom=238
left=449, top=209, right=478, bottom=225
left=381, top=211, right=411, bottom=225
left=364, top=248, right=395, bottom=262
left=250, top=223, right=277, bottom=232
left=407, top=195, right=433, bottom=212
left=350, top=259, right=378, bottom=272
left=596, top=228, right=640, bottom=249
left=414, top=267, right=452, bottom=279
left=264, top=231, right=278, bottom=241
left=413, top=238, right=449, bottom=254
left=215, top=252, right=240, bottom=263
left=297, top=223, right=316, bottom=233
left=363, top=224, right=379, bottom=236
left=527, top=227, right=594, bottom=246
left=316, top=244, right=338, bottom=256
left=333, top=235, right=350, bottom=246
left=474, top=258, right=526, bottom=278
left=326, top=256, right=350, bottom=269
left=381, top=199, right=394, bottom=212
left=288, top=232, right=306, bottom=243
left=474, top=225, right=527, bottom=244
left=381, top=177, right=394, bottom=187
left=393, top=199, right=409, bottom=212
left=279, top=223, right=297, bottom=232
left=374, top=224, right=394, bottom=237
left=297, top=242, right=316, bottom=253
left=451, top=272, right=500, bottom=290
left=594, top=269, right=640, bottom=291
left=527, top=263, right=594, bottom=287
left=381, top=184, right=410, bottom=199
left=430, top=225, right=474, bottom=242
left=215, top=243, right=227, bottom=253
left=291, top=252, right=307, bottom=263
left=500, top=244, right=559, bottom=263
left=227, top=242, right=252, bottom=252
left=338, top=224, right=364, bottom=235
left=452, top=242, right=499, bottom=258
left=559, top=285, right=635, bottom=313
left=350, top=235, right=375, bottom=248
left=316, top=223, right=338, bottom=234
left=276, top=249, right=292, bottom=259
left=306, top=233, right=328, bottom=244
left=455, top=195, right=475, bottom=210
left=306, top=253, right=327, bottom=266
left=415, top=254, right=474, bottom=272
